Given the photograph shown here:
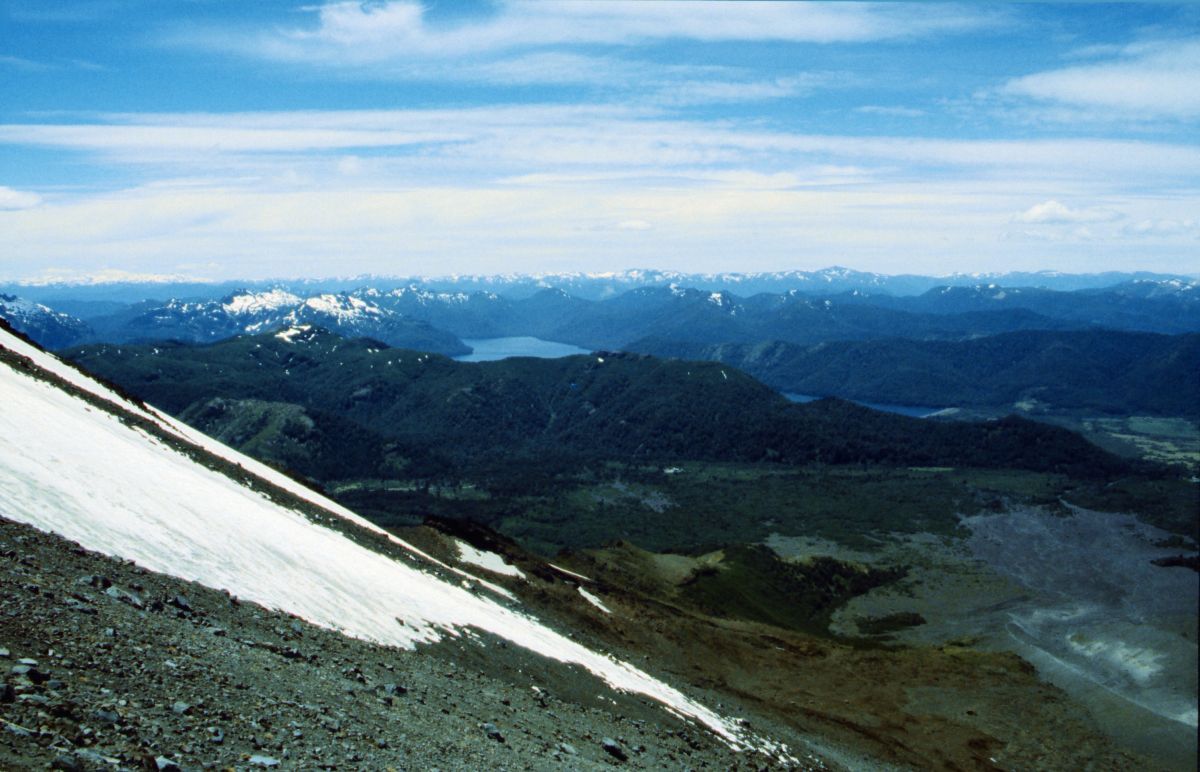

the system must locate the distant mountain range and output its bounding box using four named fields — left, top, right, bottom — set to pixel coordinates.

left=829, top=281, right=1200, bottom=334
left=5, top=266, right=1195, bottom=308
left=42, top=278, right=1189, bottom=352
left=77, top=289, right=470, bottom=356
left=335, top=279, right=1199, bottom=344
left=0, top=293, right=91, bottom=349
left=6, top=278, right=1198, bottom=425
